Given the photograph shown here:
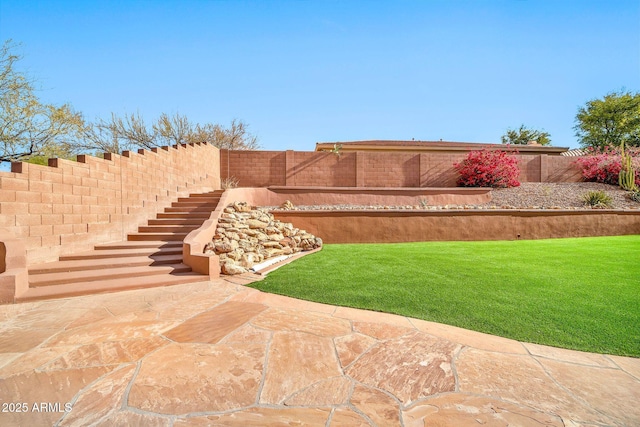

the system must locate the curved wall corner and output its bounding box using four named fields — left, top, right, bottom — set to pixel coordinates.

left=182, top=188, right=274, bottom=277
left=0, top=228, right=29, bottom=304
